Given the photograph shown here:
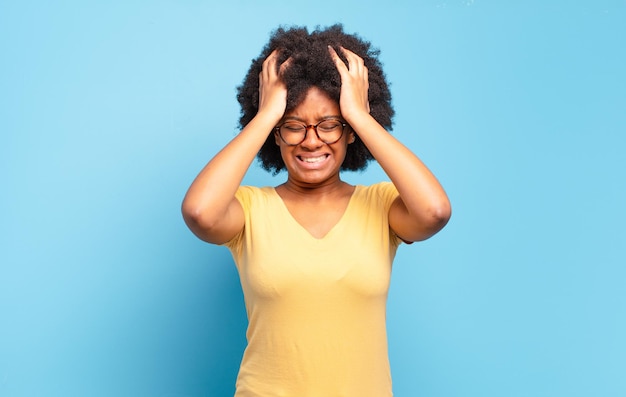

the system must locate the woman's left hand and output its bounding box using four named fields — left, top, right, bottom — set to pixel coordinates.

left=328, top=46, right=371, bottom=122
left=330, top=46, right=451, bottom=244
